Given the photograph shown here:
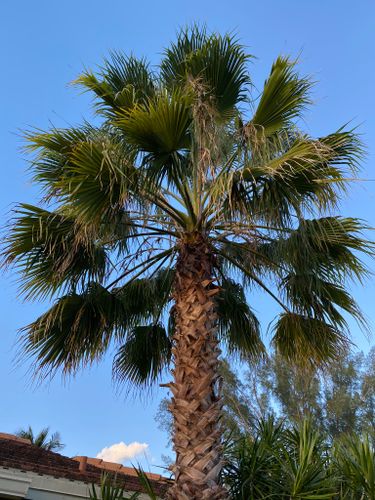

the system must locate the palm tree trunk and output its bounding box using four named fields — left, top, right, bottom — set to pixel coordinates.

left=167, top=234, right=227, bottom=500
